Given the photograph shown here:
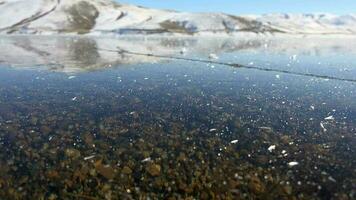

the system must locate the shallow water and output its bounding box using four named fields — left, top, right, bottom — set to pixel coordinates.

left=0, top=36, right=355, bottom=199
